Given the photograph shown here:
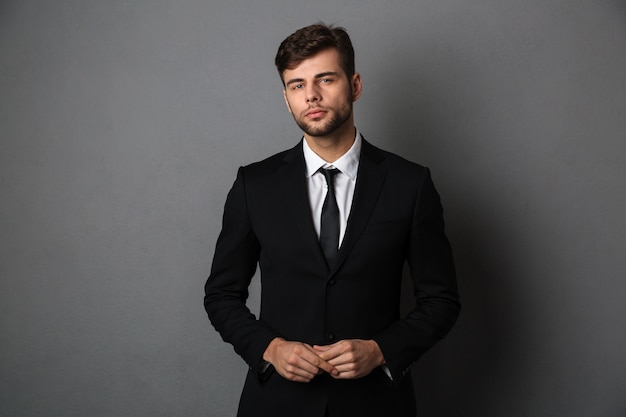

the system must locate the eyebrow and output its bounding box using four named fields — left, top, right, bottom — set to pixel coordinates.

left=285, top=71, right=340, bottom=87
